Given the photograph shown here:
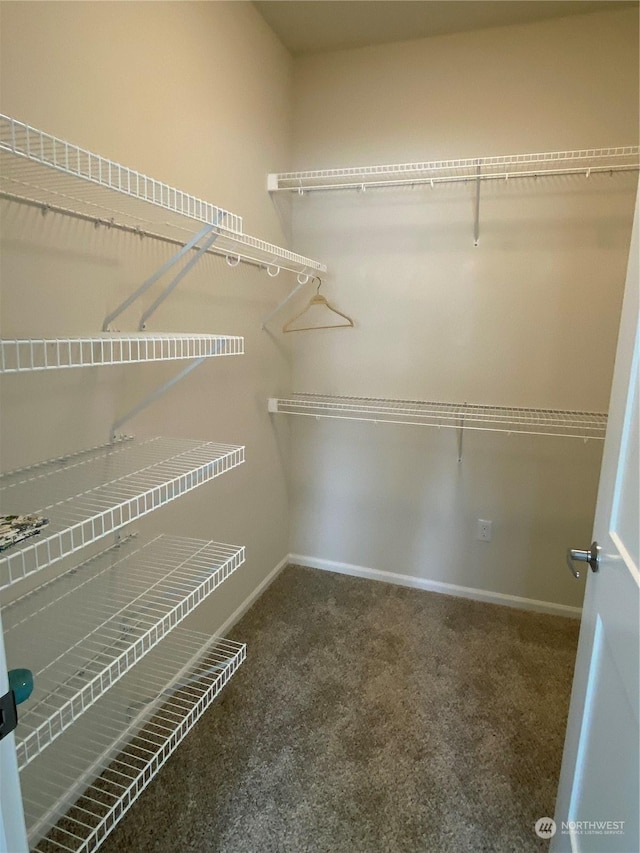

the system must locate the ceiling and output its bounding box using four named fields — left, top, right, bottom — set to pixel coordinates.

left=254, top=1, right=637, bottom=55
